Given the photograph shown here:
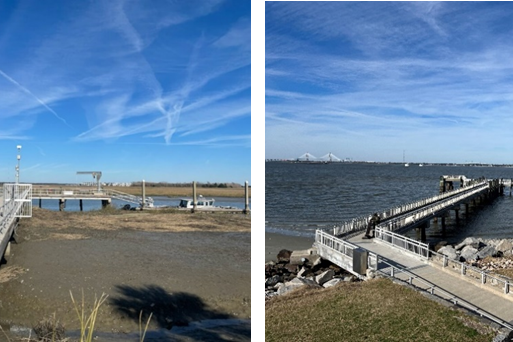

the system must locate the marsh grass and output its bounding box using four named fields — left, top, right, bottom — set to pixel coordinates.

left=70, top=290, right=108, bottom=342
left=27, top=207, right=250, bottom=234
left=266, top=278, right=495, bottom=342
